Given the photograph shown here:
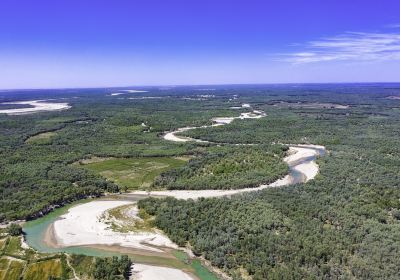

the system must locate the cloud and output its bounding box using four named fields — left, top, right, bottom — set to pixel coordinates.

left=283, top=31, right=400, bottom=64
